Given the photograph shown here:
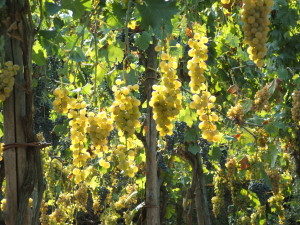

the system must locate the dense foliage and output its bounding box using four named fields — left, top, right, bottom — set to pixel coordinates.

left=0, top=0, right=300, bottom=224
